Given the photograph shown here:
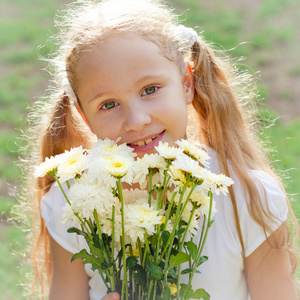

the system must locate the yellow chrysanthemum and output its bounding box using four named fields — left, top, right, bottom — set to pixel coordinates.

left=167, top=282, right=178, bottom=296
